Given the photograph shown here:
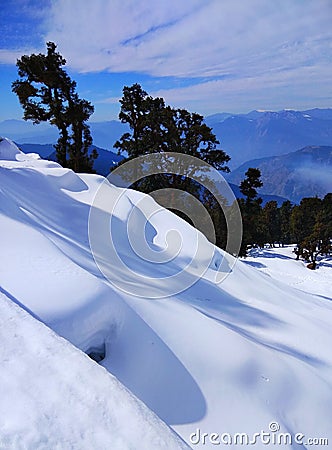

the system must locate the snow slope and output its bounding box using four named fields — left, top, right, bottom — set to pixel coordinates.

left=0, top=290, right=188, bottom=450
left=244, top=245, right=332, bottom=299
left=1, top=137, right=332, bottom=448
